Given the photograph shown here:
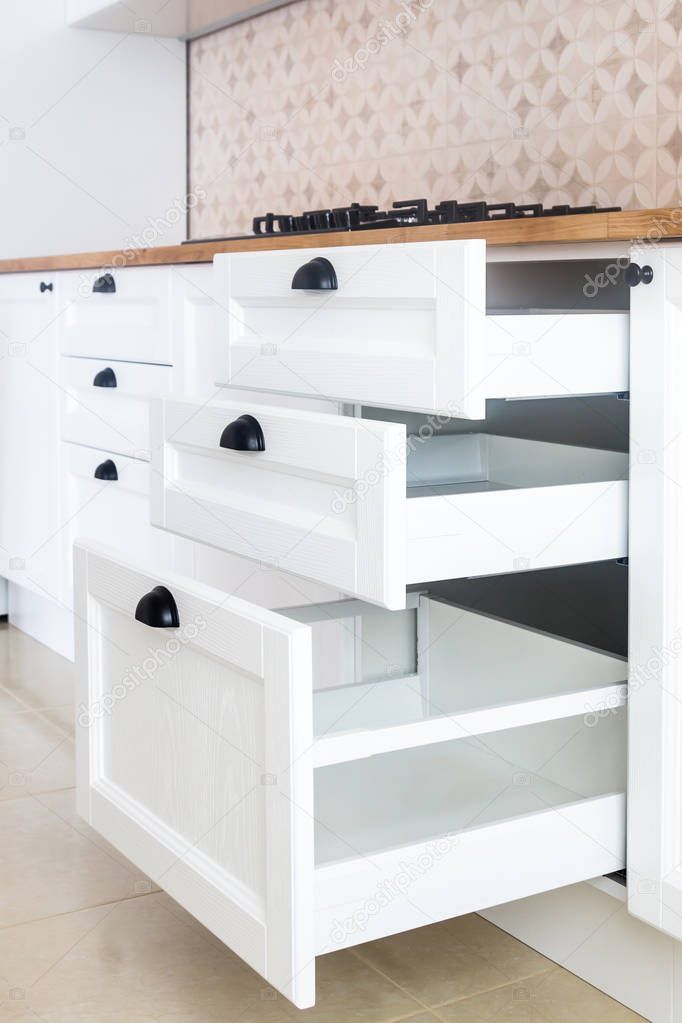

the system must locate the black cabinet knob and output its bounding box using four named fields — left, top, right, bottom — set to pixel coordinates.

left=135, top=586, right=180, bottom=629
left=93, top=272, right=116, bottom=293
left=39, top=281, right=53, bottom=293
left=624, top=263, right=654, bottom=287
left=291, top=256, right=338, bottom=290
left=94, top=459, right=118, bottom=481
left=220, top=414, right=265, bottom=452
left=93, top=366, right=117, bottom=388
